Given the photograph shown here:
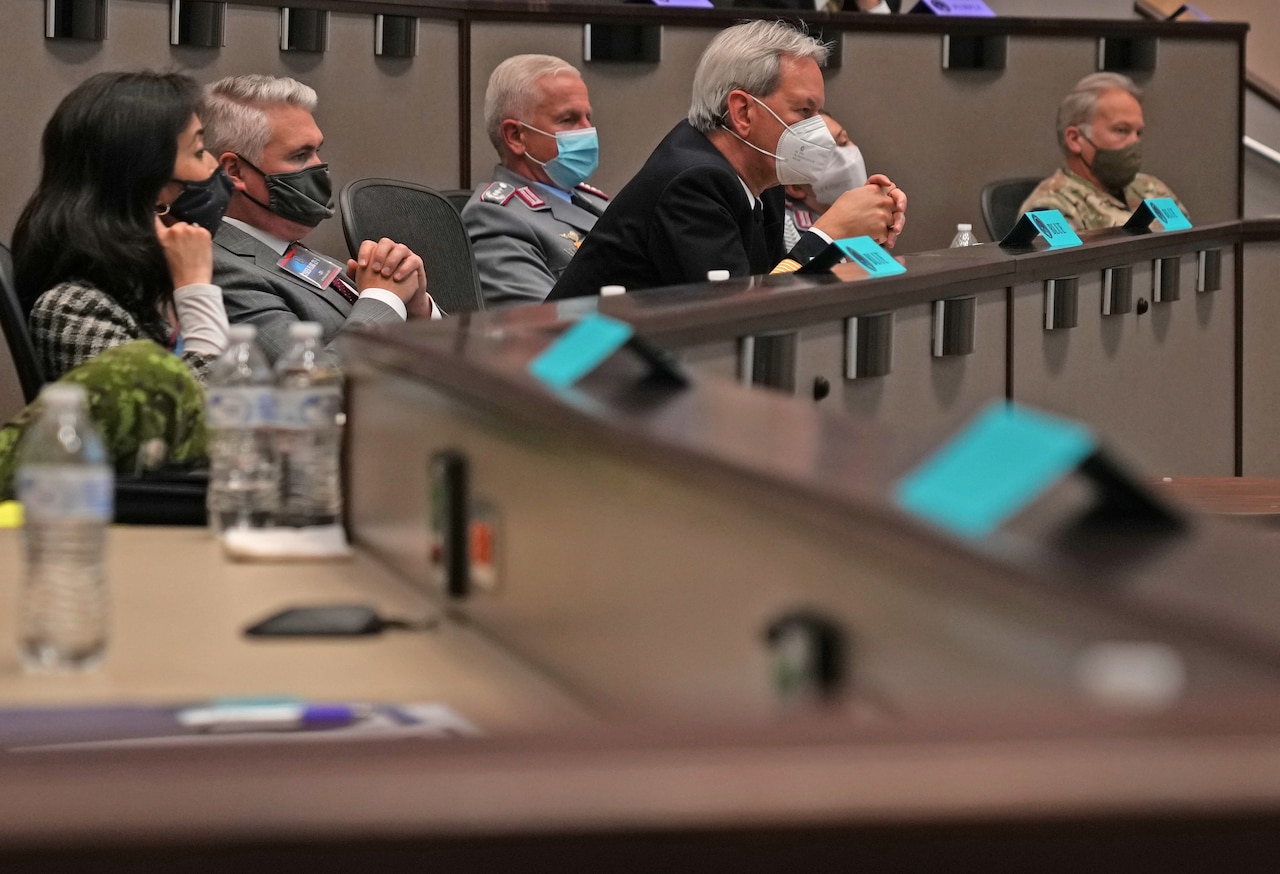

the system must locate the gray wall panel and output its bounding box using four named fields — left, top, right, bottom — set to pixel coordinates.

left=1009, top=255, right=1235, bottom=475
left=1242, top=240, right=1280, bottom=475
left=828, top=291, right=1007, bottom=440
